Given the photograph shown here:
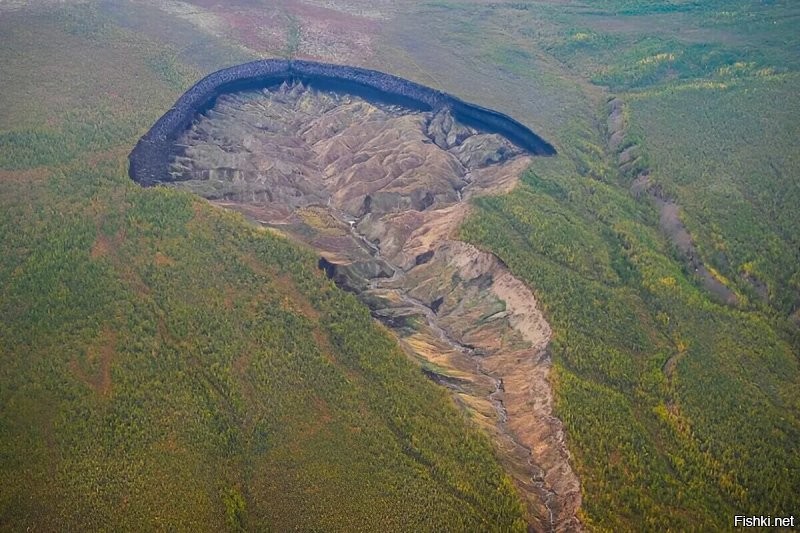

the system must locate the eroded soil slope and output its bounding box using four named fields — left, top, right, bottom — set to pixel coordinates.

left=167, top=82, right=581, bottom=531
